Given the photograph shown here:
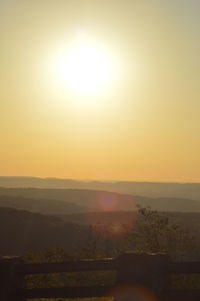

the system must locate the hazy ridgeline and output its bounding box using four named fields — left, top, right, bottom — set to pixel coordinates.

left=0, top=184, right=200, bottom=261
left=1, top=177, right=200, bottom=200
left=1, top=186, right=200, bottom=214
